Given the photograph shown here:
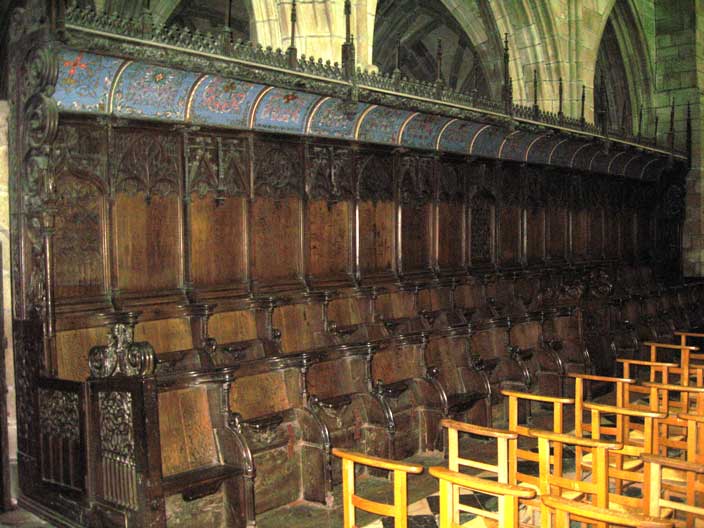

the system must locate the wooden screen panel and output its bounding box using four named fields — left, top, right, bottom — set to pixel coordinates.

left=371, top=344, right=423, bottom=384
left=327, top=296, right=370, bottom=326
left=54, top=175, right=107, bottom=300
left=190, top=195, right=247, bottom=288
left=158, top=388, right=218, bottom=477
left=437, top=202, right=464, bottom=270
left=469, top=194, right=495, bottom=267
left=498, top=206, right=521, bottom=267
left=401, top=203, right=431, bottom=272
left=375, top=291, right=415, bottom=319
left=229, top=369, right=302, bottom=419
left=55, top=326, right=108, bottom=381
left=621, top=210, right=636, bottom=260
left=526, top=207, right=545, bottom=265
left=357, top=201, right=394, bottom=275
left=307, top=357, right=368, bottom=401
left=208, top=310, right=258, bottom=344
left=307, top=200, right=350, bottom=279
left=134, top=318, right=193, bottom=354
left=589, top=208, right=604, bottom=259
left=251, top=197, right=301, bottom=284
left=571, top=209, right=589, bottom=259
left=114, top=194, right=181, bottom=293
left=604, top=208, right=620, bottom=259
left=547, top=207, right=567, bottom=260
left=637, top=211, right=652, bottom=259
